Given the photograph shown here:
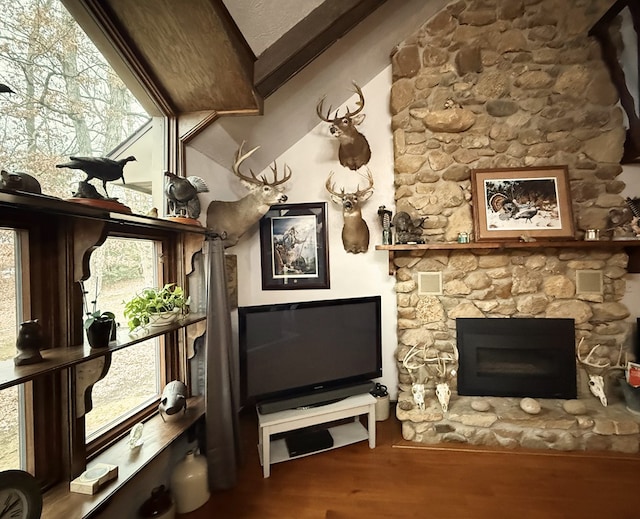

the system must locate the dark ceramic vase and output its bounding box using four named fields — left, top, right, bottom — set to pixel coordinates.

left=86, top=317, right=114, bottom=348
